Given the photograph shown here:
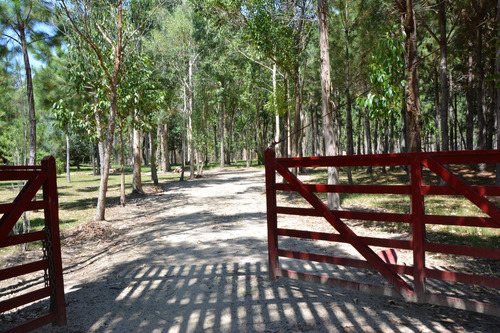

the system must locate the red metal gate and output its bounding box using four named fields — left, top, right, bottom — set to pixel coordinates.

left=265, top=148, right=500, bottom=316
left=0, top=157, right=66, bottom=332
